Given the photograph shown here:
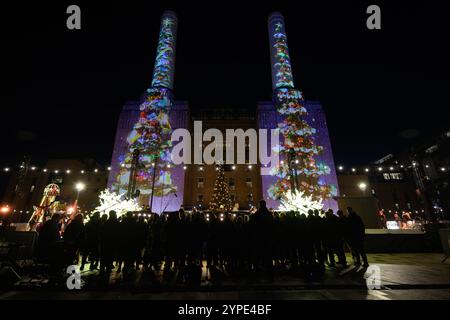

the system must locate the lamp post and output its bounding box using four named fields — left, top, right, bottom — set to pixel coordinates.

left=287, top=148, right=298, bottom=195
left=72, top=182, right=85, bottom=218
left=358, top=182, right=368, bottom=196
